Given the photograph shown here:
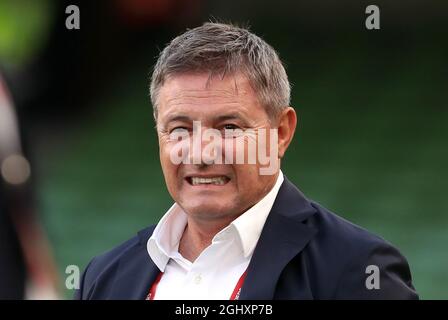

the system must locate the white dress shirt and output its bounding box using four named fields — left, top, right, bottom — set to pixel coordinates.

left=147, top=171, right=284, bottom=300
